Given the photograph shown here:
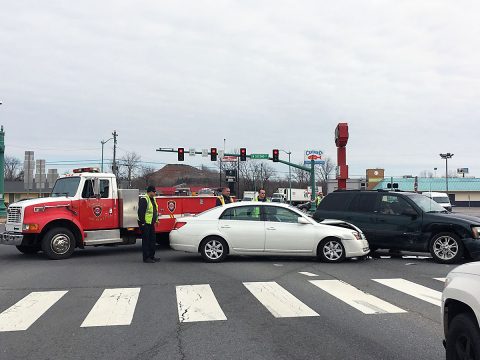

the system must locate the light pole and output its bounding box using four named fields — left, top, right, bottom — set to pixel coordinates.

left=433, top=167, right=437, bottom=178
left=101, top=138, right=113, bottom=172
left=280, top=149, right=292, bottom=204
left=439, top=153, right=454, bottom=193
